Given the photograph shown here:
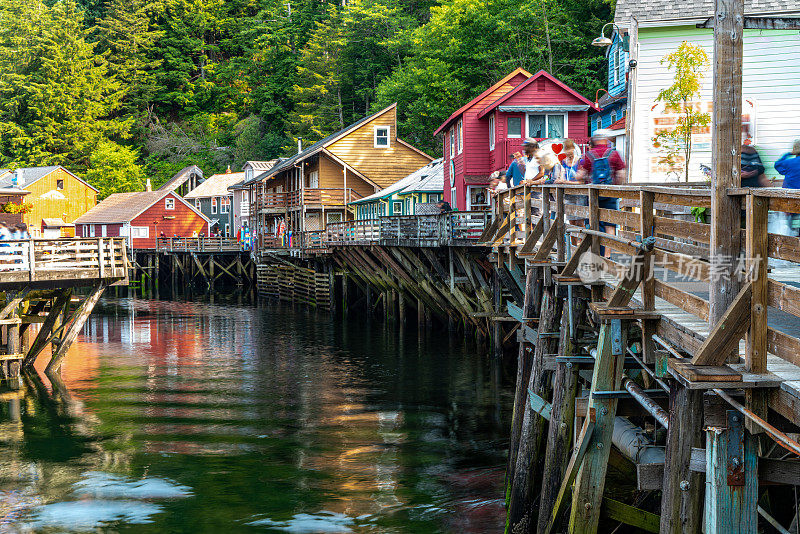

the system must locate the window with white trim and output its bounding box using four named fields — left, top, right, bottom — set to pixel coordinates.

left=527, top=114, right=566, bottom=139
left=220, top=196, right=231, bottom=214
left=612, top=47, right=620, bottom=86
left=451, top=186, right=457, bottom=206
left=211, top=197, right=218, bottom=214
left=374, top=126, right=390, bottom=148
left=457, top=120, right=463, bottom=154
left=610, top=111, right=617, bottom=125
left=326, top=212, right=342, bottom=224
left=393, top=200, right=403, bottom=215
left=195, top=199, right=201, bottom=209
left=507, top=117, right=522, bottom=138
left=489, top=114, right=495, bottom=150
left=596, top=118, right=602, bottom=131
left=450, top=128, right=455, bottom=156
left=130, top=226, right=149, bottom=238
left=245, top=167, right=253, bottom=181
left=165, top=197, right=175, bottom=210
left=89, top=224, right=95, bottom=237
